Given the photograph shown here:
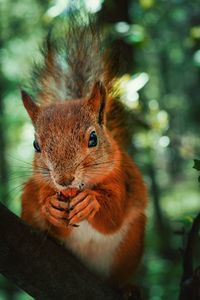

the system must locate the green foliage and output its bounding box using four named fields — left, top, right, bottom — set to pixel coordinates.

left=0, top=0, right=200, bottom=299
